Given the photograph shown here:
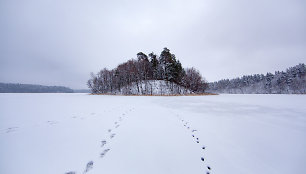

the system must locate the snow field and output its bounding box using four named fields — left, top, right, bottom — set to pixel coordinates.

left=0, top=94, right=305, bottom=174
